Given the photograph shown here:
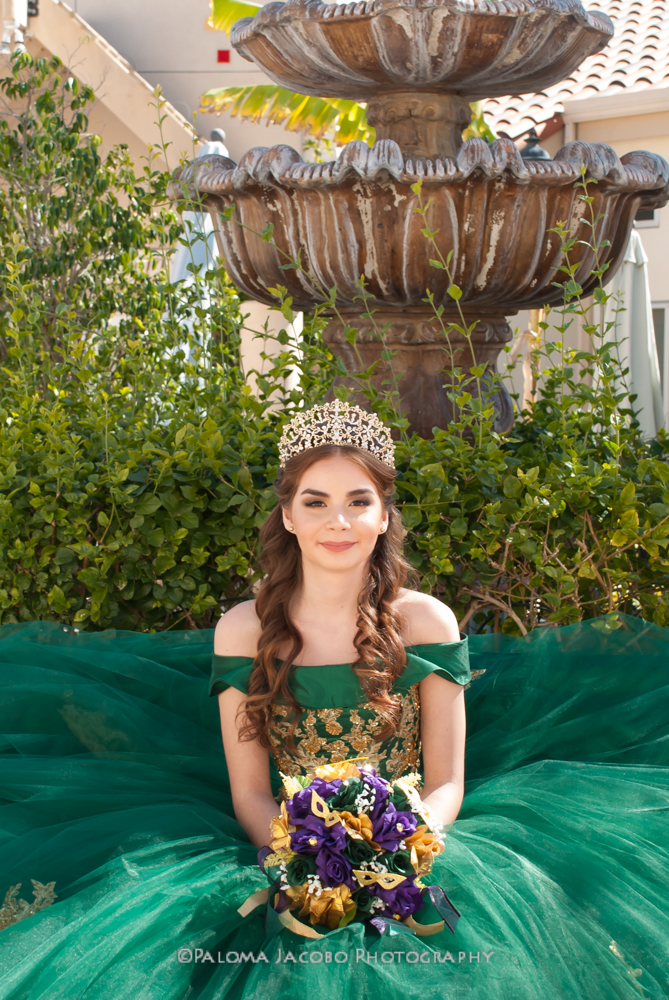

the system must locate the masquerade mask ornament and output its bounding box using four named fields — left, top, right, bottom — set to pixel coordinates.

left=278, top=400, right=395, bottom=470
